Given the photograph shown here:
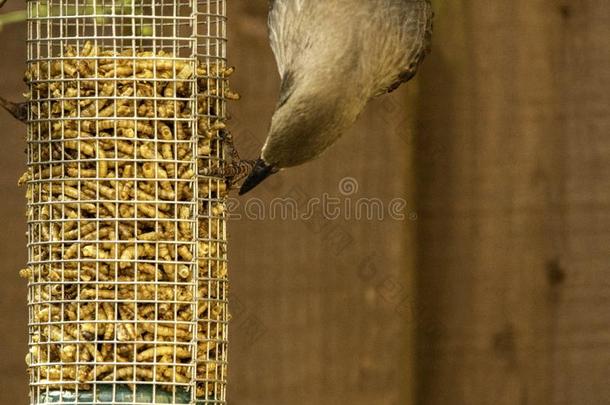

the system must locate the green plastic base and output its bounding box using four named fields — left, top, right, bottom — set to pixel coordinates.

left=38, top=384, right=191, bottom=404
